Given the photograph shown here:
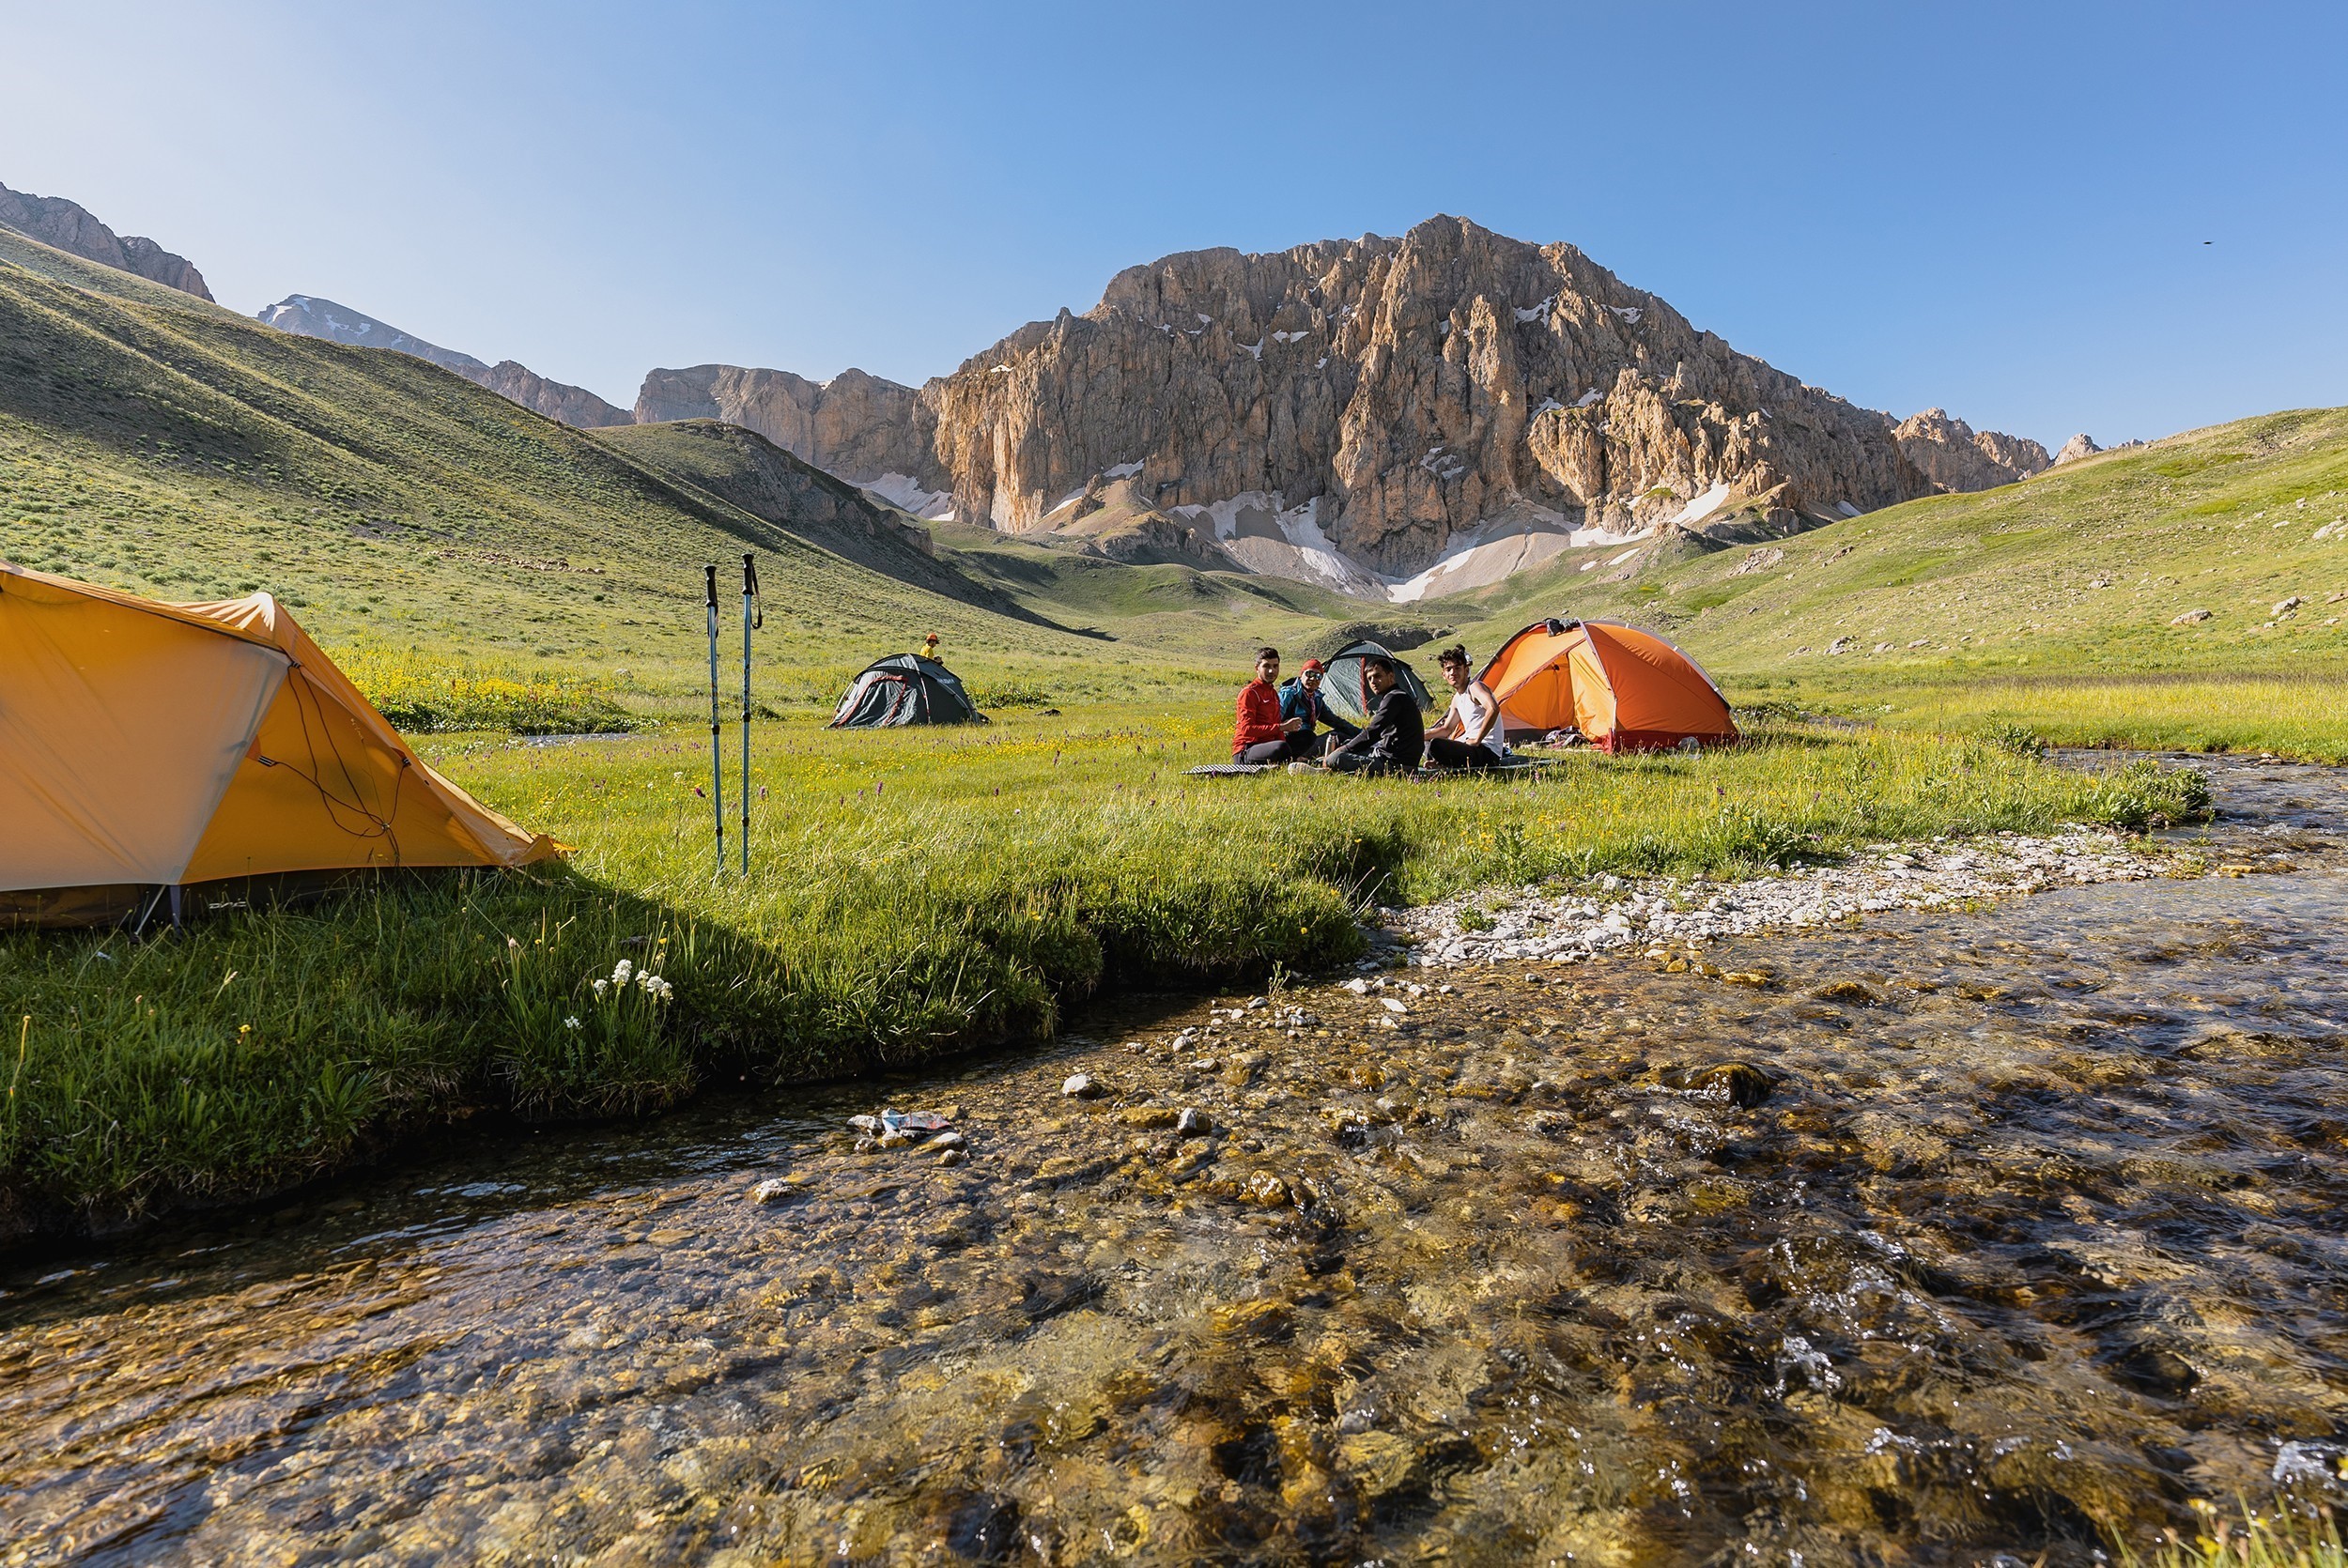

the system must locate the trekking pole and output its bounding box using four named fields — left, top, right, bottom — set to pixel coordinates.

left=740, top=552, right=761, bottom=876
left=704, top=563, right=724, bottom=877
